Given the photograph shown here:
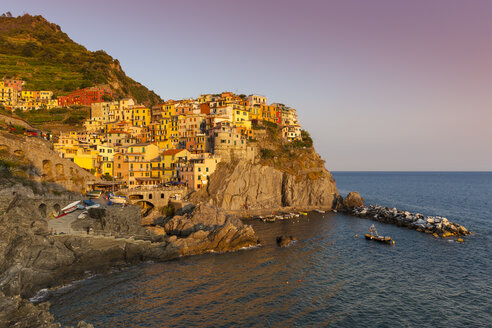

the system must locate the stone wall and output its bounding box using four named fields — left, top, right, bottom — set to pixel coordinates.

left=0, top=132, right=99, bottom=192
left=120, top=186, right=188, bottom=209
